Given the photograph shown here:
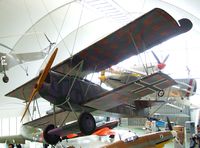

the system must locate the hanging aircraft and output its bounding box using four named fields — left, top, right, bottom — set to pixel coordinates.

left=0, top=34, right=55, bottom=83
left=5, top=8, right=192, bottom=146
left=99, top=50, right=197, bottom=100
left=98, top=60, right=197, bottom=113
left=99, top=68, right=197, bottom=99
